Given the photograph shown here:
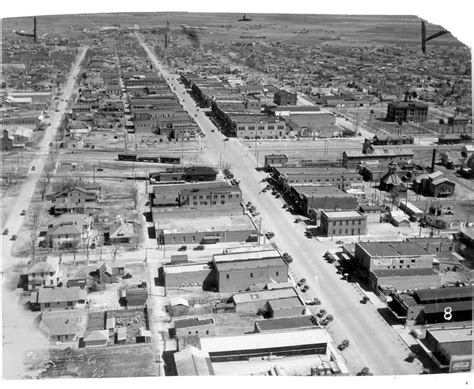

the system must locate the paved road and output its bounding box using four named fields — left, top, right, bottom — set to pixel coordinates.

left=137, top=34, right=422, bottom=375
